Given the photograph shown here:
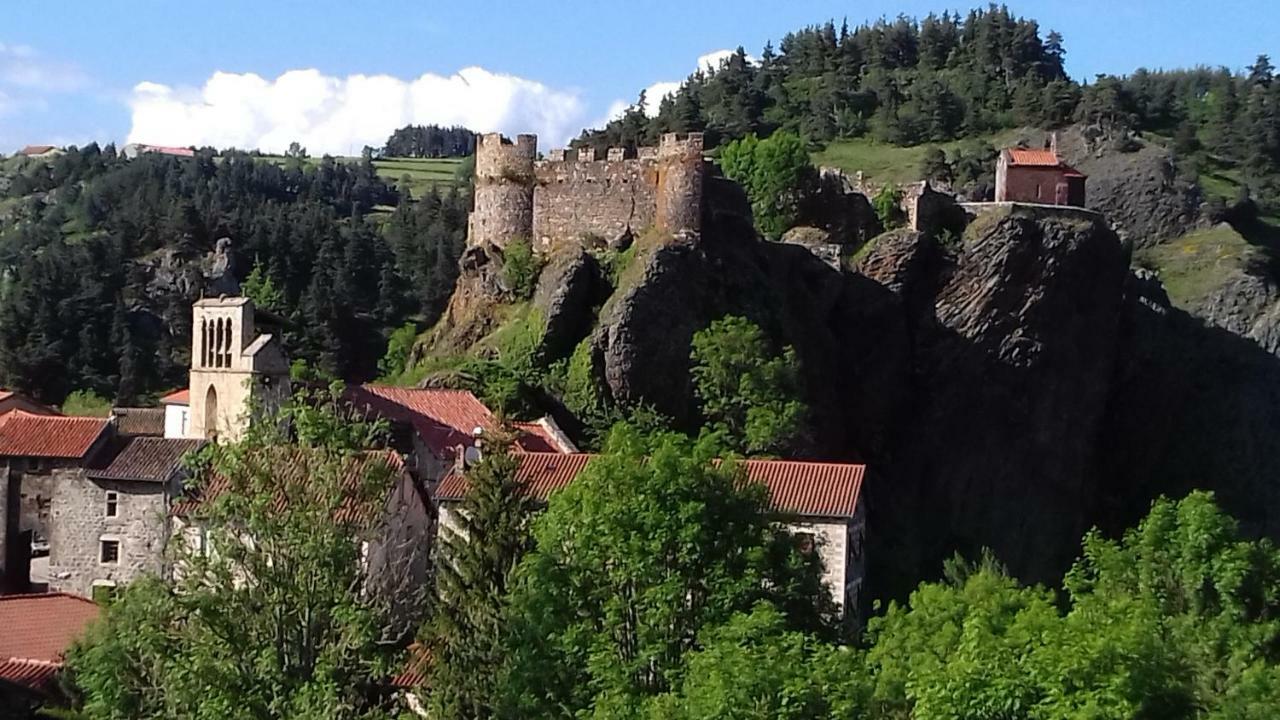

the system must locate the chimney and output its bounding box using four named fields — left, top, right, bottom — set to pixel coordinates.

left=1049, top=132, right=1059, bottom=157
